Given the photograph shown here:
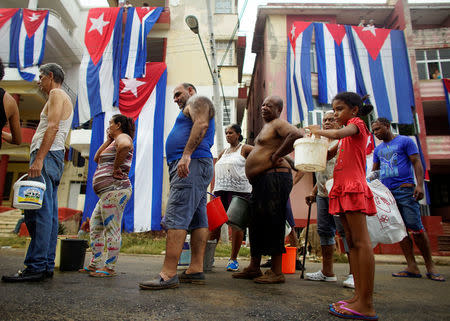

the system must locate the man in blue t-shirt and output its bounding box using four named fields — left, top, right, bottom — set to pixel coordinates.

left=372, top=118, right=444, bottom=282
left=139, top=83, right=216, bottom=290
